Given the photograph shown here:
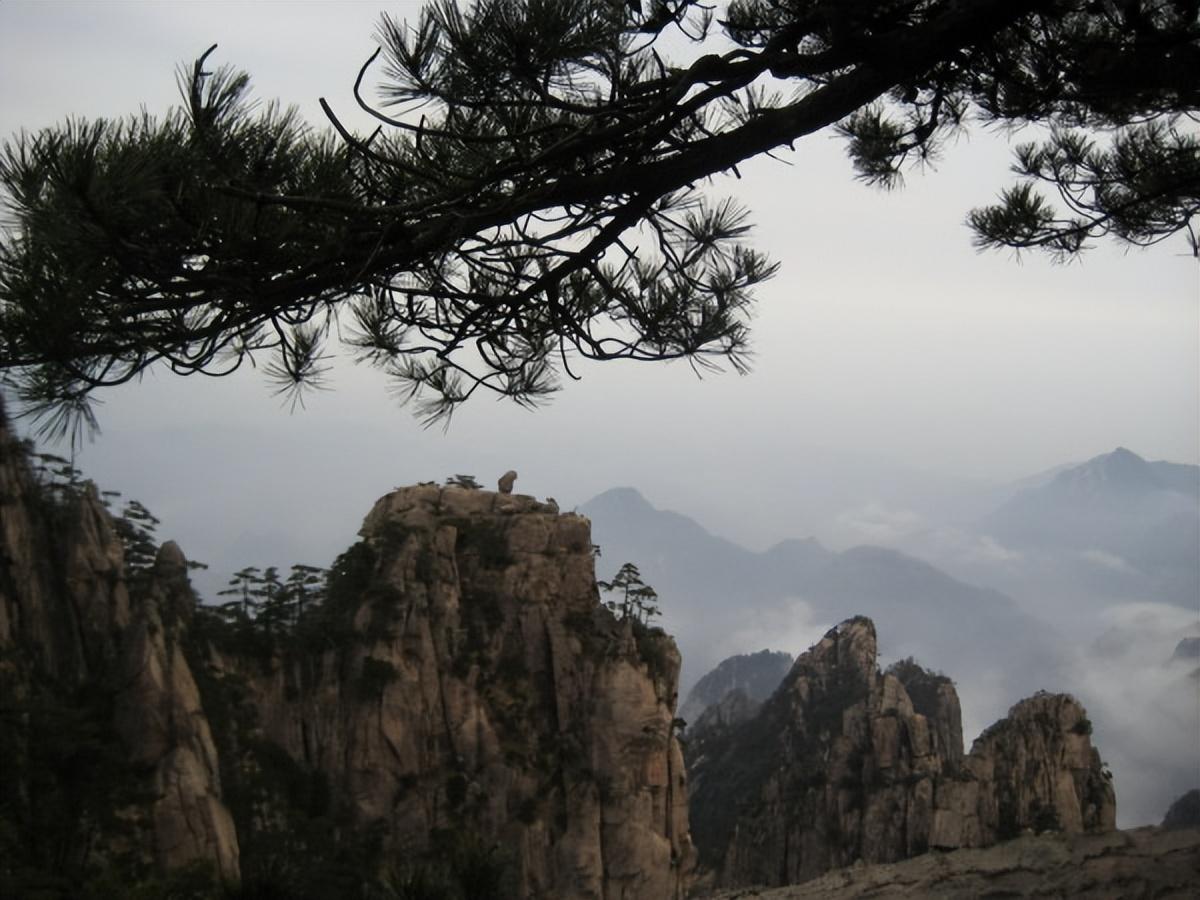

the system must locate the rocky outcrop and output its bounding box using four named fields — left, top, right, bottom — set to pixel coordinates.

left=700, top=826, right=1200, bottom=899
left=112, top=541, right=240, bottom=879
left=220, top=483, right=695, bottom=899
left=687, top=618, right=1115, bottom=889
left=1172, top=637, right=1200, bottom=661
left=679, top=650, right=793, bottom=727
left=0, top=405, right=693, bottom=899
left=0, top=408, right=239, bottom=883
left=958, top=690, right=1115, bottom=841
